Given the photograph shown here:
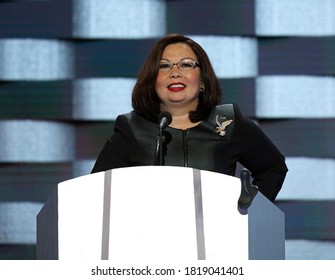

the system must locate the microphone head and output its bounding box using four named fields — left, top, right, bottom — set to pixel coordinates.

left=158, top=112, right=172, bottom=130
left=158, top=111, right=172, bottom=125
